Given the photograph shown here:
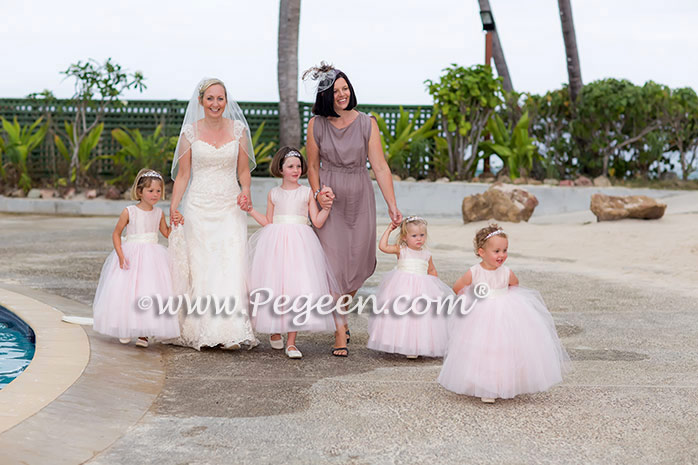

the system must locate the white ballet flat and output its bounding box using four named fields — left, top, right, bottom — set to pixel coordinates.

left=406, top=355, right=418, bottom=359
left=222, top=342, right=241, bottom=351
left=481, top=397, right=496, bottom=404
left=135, top=337, right=149, bottom=348
left=269, top=335, right=284, bottom=350
left=285, top=345, right=302, bottom=359
left=118, top=338, right=131, bottom=344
